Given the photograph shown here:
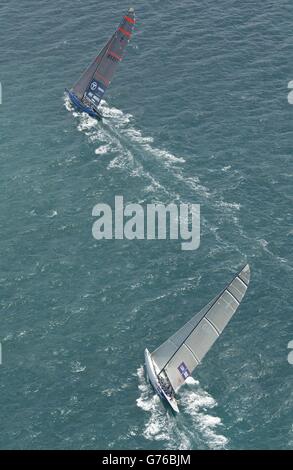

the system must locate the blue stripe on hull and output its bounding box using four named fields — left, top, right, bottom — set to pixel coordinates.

left=65, top=89, right=102, bottom=120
